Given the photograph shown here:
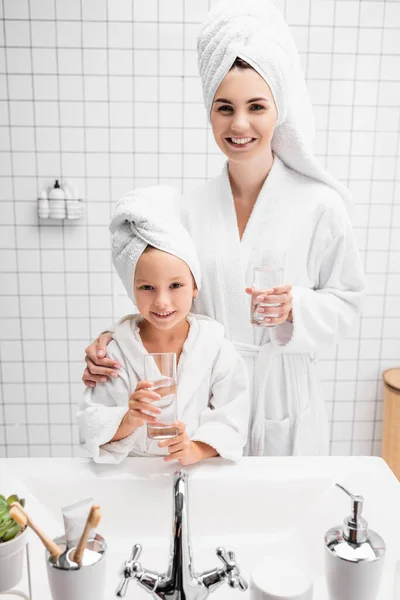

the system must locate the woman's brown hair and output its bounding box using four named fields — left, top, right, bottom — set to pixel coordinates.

left=230, top=57, right=254, bottom=70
